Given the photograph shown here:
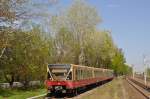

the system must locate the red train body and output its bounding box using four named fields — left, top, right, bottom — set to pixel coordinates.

left=45, top=64, right=113, bottom=94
